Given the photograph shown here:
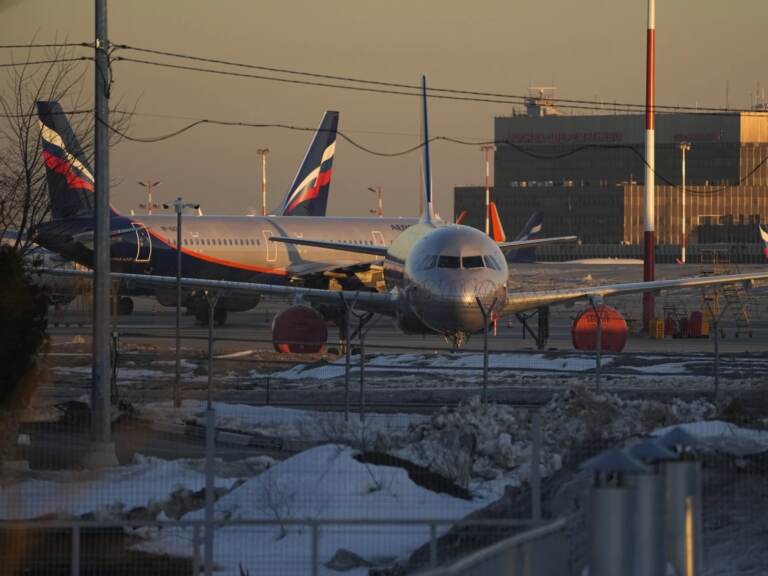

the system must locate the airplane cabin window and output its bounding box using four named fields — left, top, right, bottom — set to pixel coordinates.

left=462, top=255, right=485, bottom=269
left=483, top=255, right=502, bottom=270
left=437, top=255, right=460, bottom=269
